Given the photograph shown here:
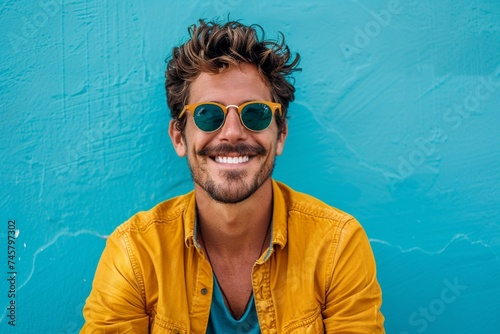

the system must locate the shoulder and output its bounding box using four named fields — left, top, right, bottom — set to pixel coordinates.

left=114, top=191, right=194, bottom=235
left=274, top=180, right=361, bottom=232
